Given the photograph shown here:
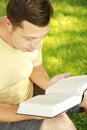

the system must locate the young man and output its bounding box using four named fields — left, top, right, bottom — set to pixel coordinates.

left=0, top=0, right=87, bottom=130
